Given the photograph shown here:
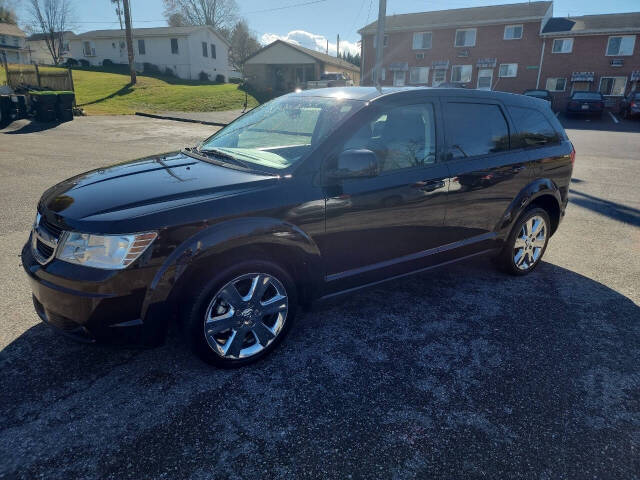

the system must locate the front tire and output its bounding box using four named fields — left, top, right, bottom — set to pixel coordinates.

left=182, top=260, right=297, bottom=367
left=496, top=207, right=551, bottom=276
